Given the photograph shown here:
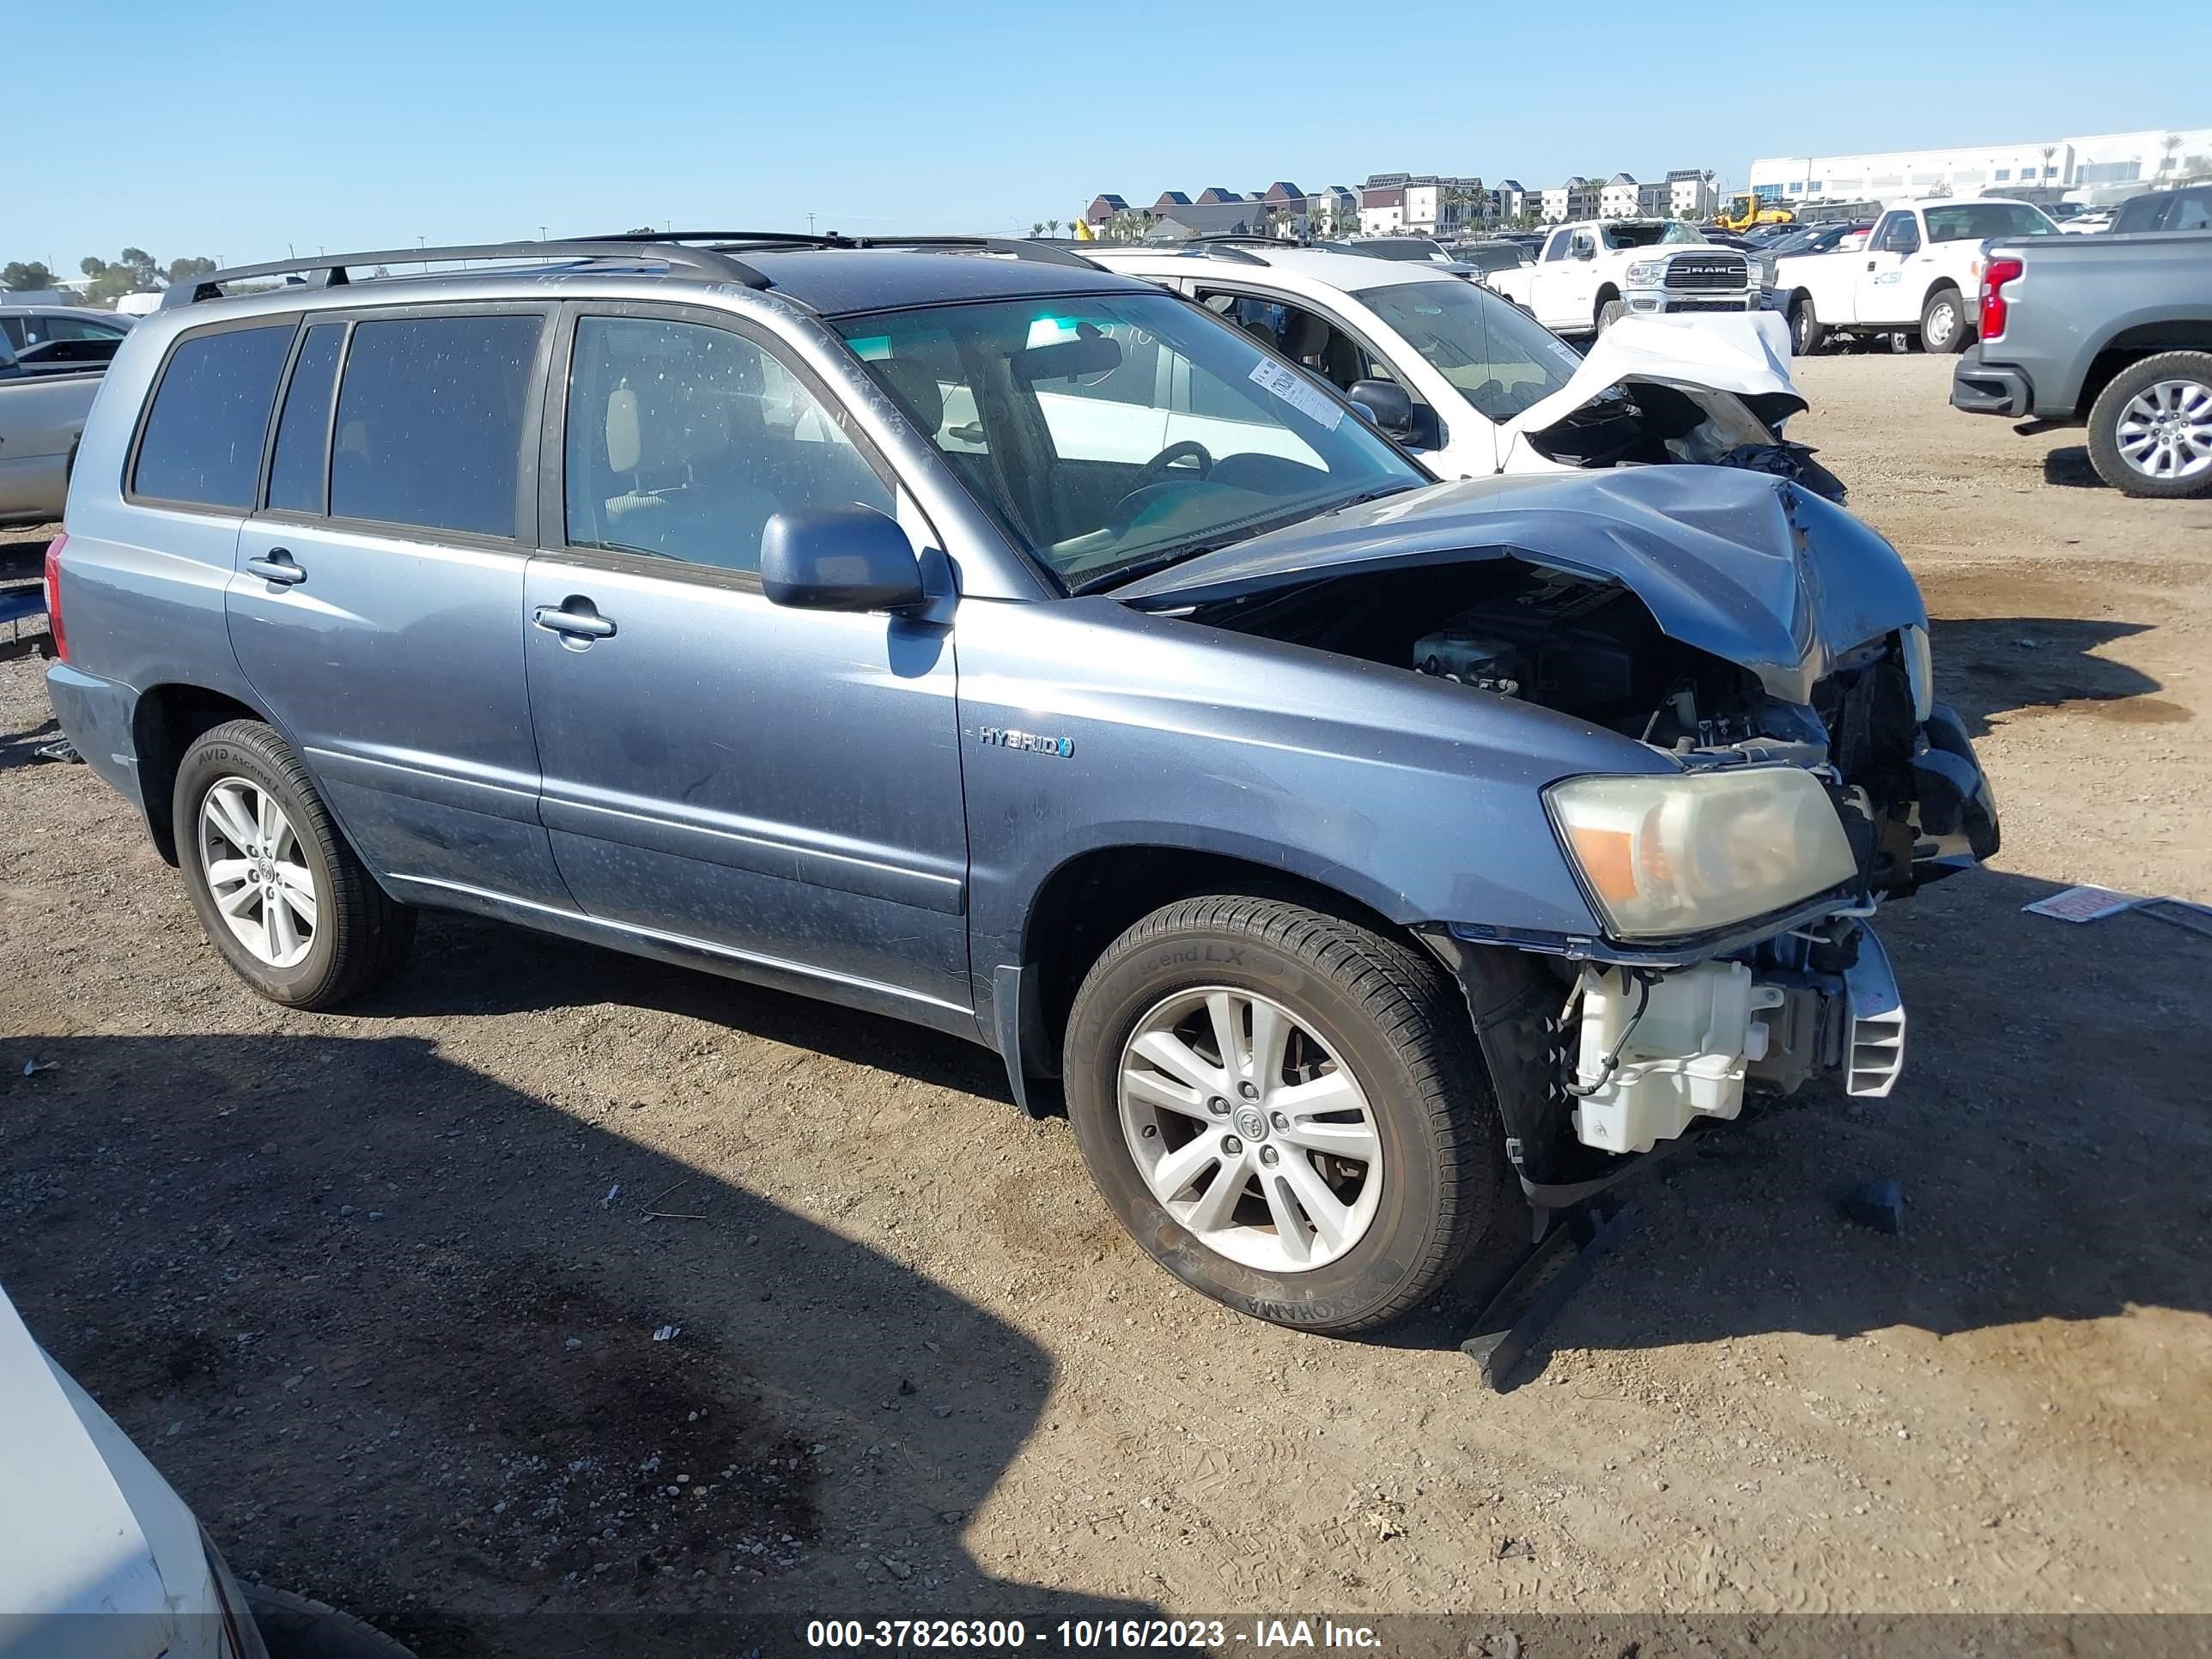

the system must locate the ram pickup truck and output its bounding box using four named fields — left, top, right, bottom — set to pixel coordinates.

left=1951, top=228, right=2212, bottom=497
left=0, top=333, right=106, bottom=524
left=1771, top=197, right=2060, bottom=356
left=1486, top=221, right=1755, bottom=337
